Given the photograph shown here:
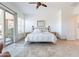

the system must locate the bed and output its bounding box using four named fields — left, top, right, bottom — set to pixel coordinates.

left=25, top=27, right=57, bottom=44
